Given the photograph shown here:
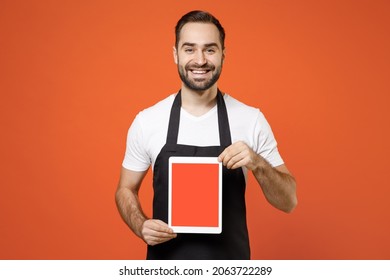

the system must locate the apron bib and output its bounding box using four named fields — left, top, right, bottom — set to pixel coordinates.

left=147, top=90, right=250, bottom=259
